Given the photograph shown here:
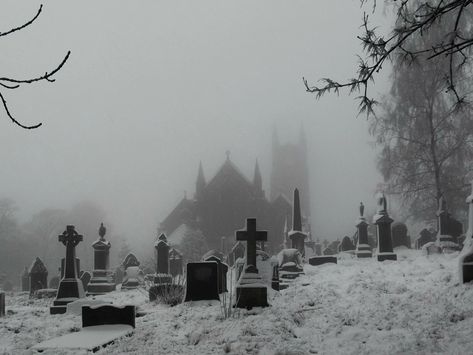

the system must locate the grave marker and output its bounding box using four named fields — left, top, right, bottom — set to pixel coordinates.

left=288, top=189, right=307, bottom=258
left=88, top=223, right=116, bottom=295
left=183, top=262, right=220, bottom=302
left=29, top=257, right=48, bottom=296
left=460, top=181, right=473, bottom=283
left=373, top=193, right=397, bottom=262
left=355, top=202, right=372, bottom=258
